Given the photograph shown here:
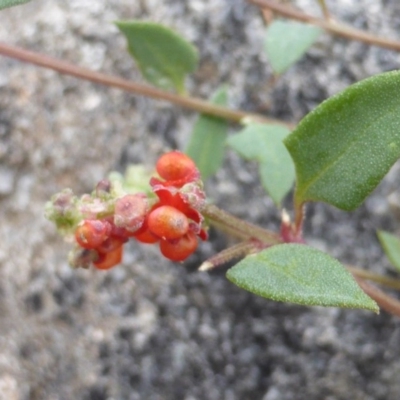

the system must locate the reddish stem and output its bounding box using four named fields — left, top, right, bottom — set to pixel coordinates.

left=347, top=266, right=400, bottom=290
left=249, top=0, right=400, bottom=52
left=203, top=204, right=282, bottom=245
left=293, top=202, right=305, bottom=239
left=317, top=0, right=331, bottom=21
left=355, top=277, right=400, bottom=317
left=0, top=42, right=292, bottom=127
